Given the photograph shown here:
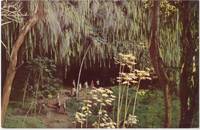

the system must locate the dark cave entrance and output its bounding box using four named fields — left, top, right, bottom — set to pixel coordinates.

left=63, top=58, right=119, bottom=88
